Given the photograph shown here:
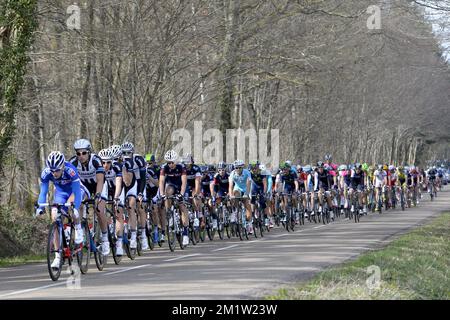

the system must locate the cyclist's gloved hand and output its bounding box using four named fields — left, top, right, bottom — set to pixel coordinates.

left=113, top=197, right=120, bottom=207
left=35, top=207, right=44, bottom=218
left=176, top=194, right=183, bottom=201
left=161, top=194, right=167, bottom=201
left=212, top=196, right=216, bottom=205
